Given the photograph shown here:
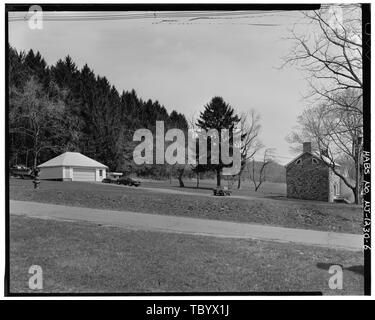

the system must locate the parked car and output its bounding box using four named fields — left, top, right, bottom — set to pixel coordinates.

left=10, top=165, right=33, bottom=179
left=117, top=177, right=141, bottom=187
